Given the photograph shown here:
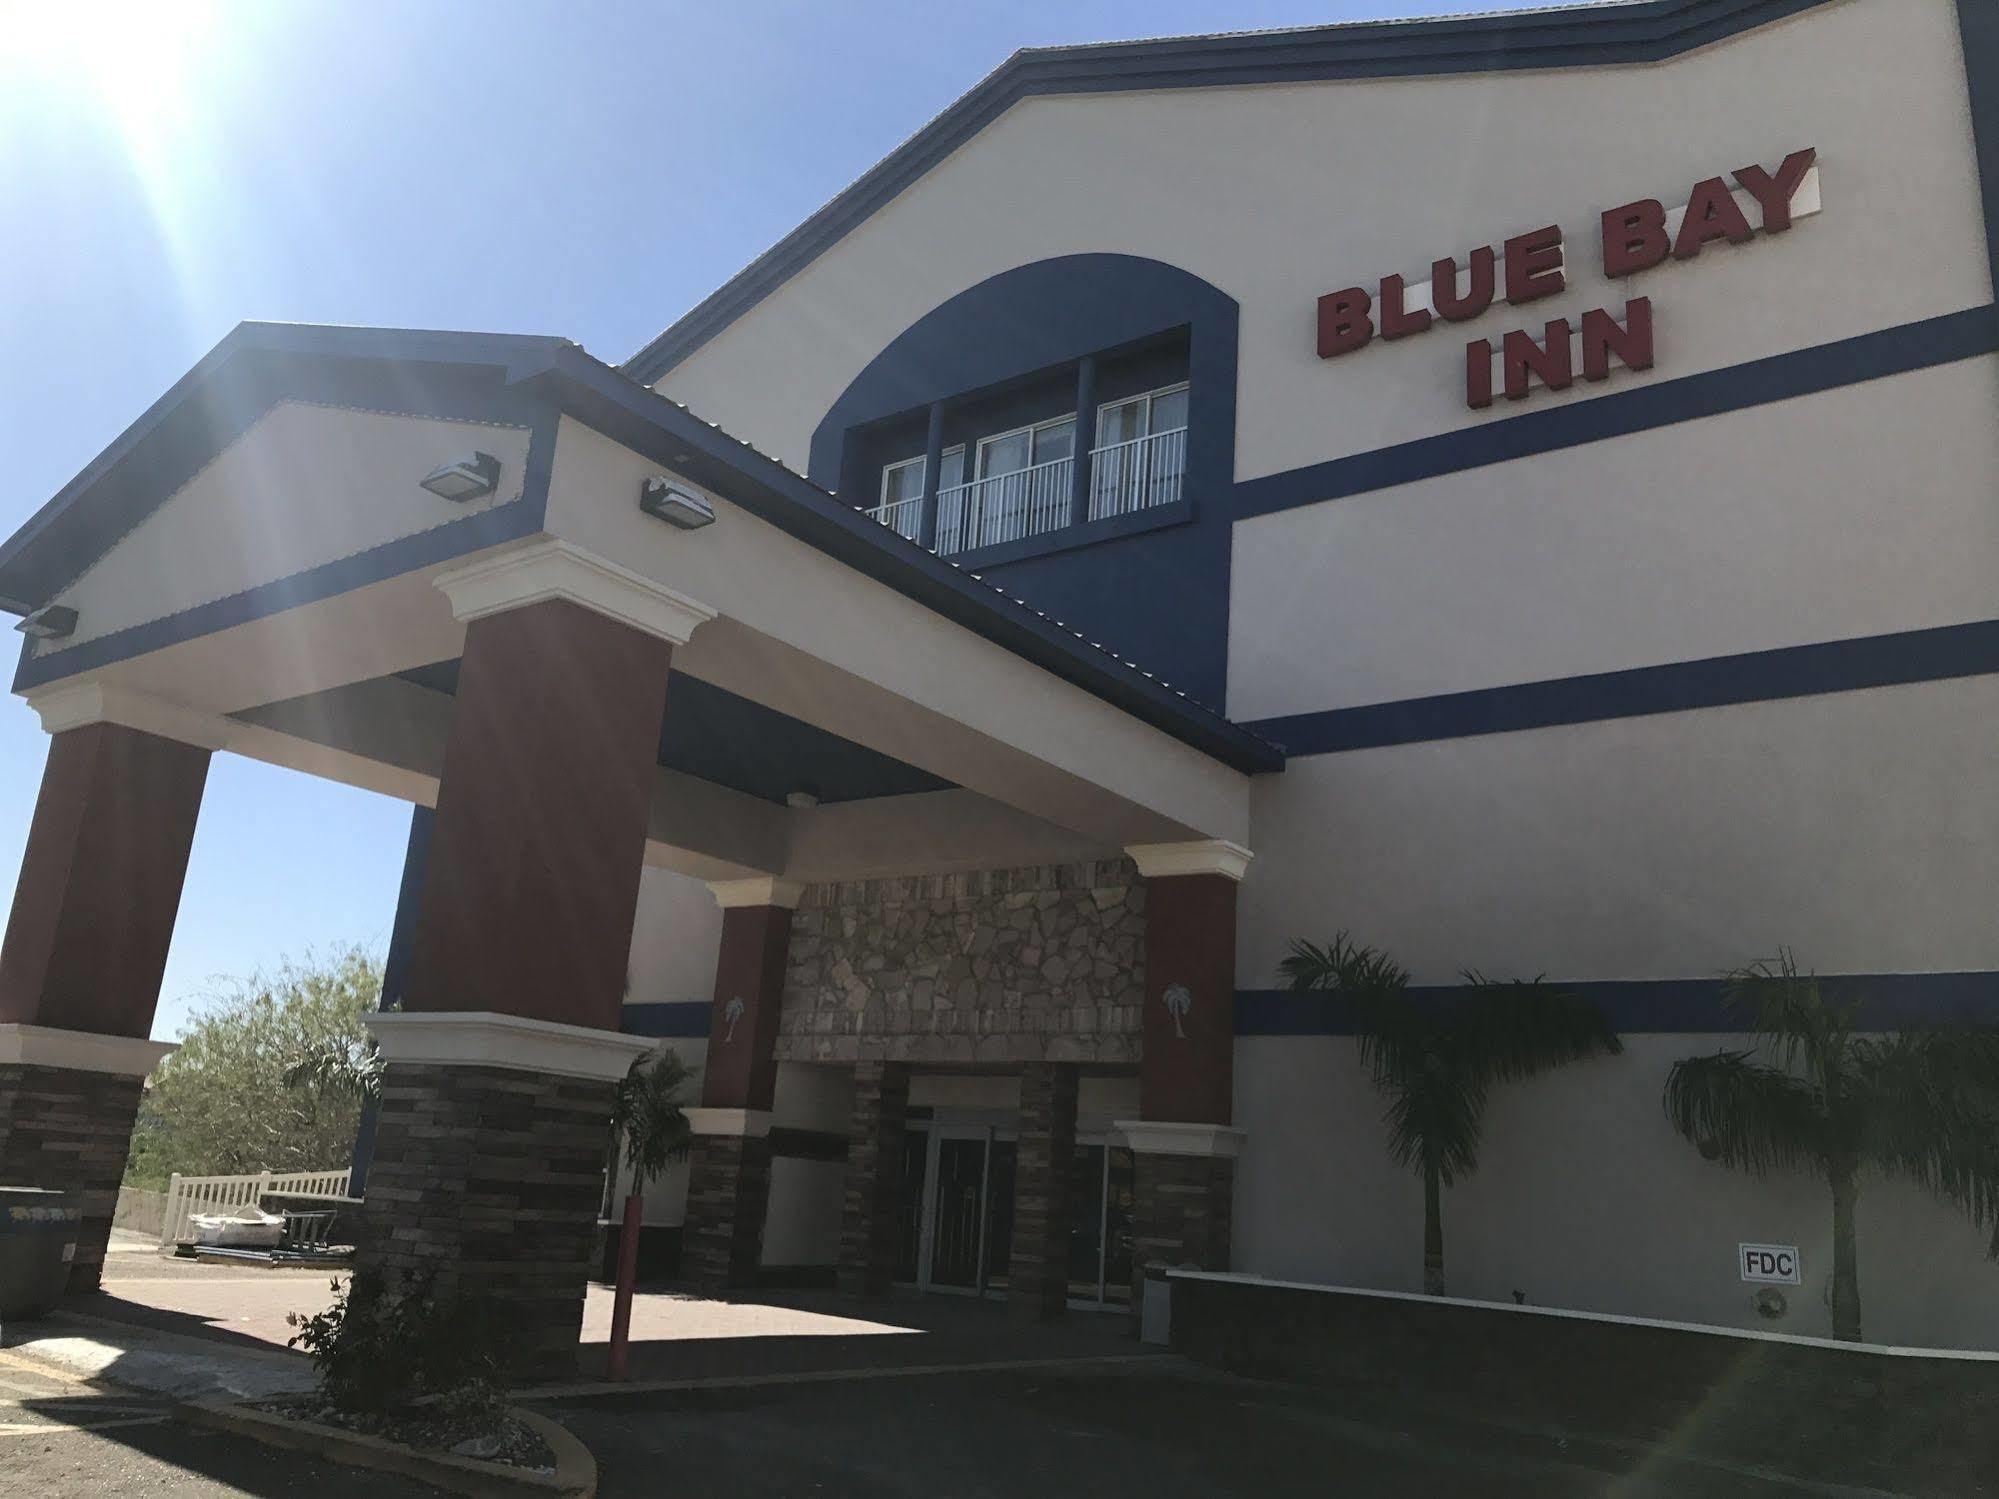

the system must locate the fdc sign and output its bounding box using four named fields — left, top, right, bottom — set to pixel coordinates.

left=1739, top=1243, right=1802, bottom=1285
